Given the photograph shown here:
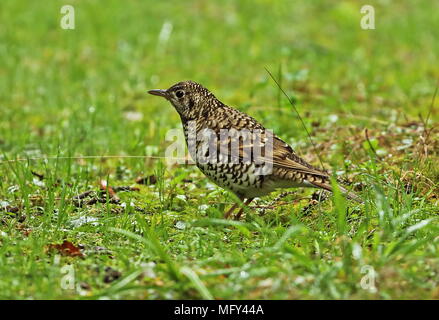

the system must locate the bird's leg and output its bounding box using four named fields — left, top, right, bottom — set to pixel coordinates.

left=224, top=195, right=246, bottom=219
left=224, top=202, right=239, bottom=219
left=234, top=198, right=254, bottom=220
